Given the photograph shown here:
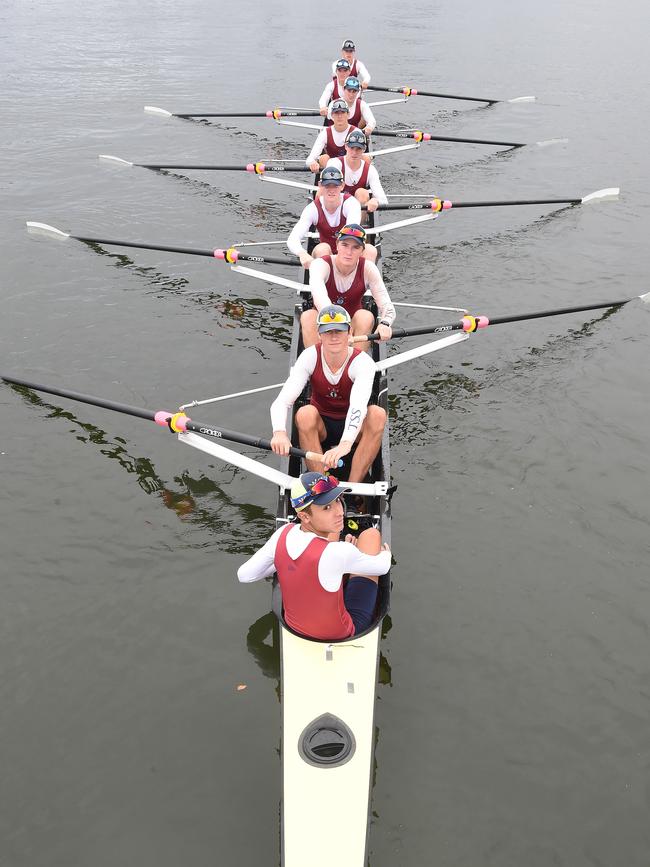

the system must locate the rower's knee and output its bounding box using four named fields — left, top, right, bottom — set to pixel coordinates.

left=355, top=189, right=370, bottom=205
left=352, top=308, right=374, bottom=335
left=312, top=242, right=332, bottom=259
left=356, top=527, right=382, bottom=555
left=301, top=308, right=318, bottom=347
left=295, top=404, right=321, bottom=432
left=364, top=404, right=387, bottom=436
left=364, top=243, right=377, bottom=263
